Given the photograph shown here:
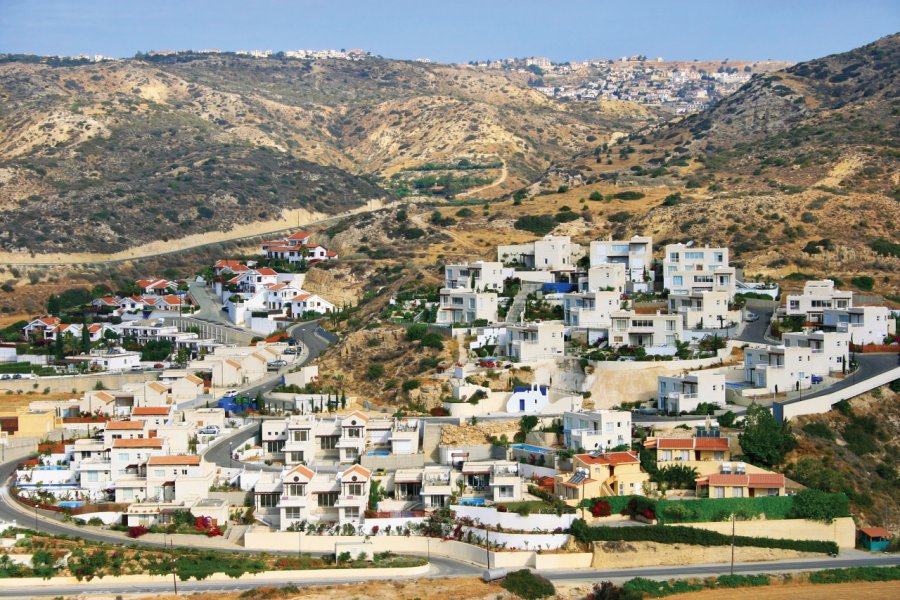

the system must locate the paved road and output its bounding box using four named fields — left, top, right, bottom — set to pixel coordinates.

left=543, top=553, right=900, bottom=585
left=734, top=307, right=774, bottom=344
left=779, top=353, right=900, bottom=406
